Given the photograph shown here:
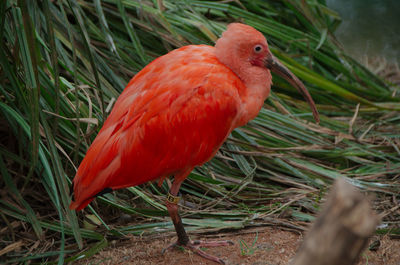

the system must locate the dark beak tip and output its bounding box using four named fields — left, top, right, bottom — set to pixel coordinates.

left=314, top=114, right=320, bottom=124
